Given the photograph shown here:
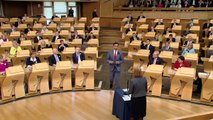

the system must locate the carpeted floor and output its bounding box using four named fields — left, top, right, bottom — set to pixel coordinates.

left=95, top=52, right=201, bottom=99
